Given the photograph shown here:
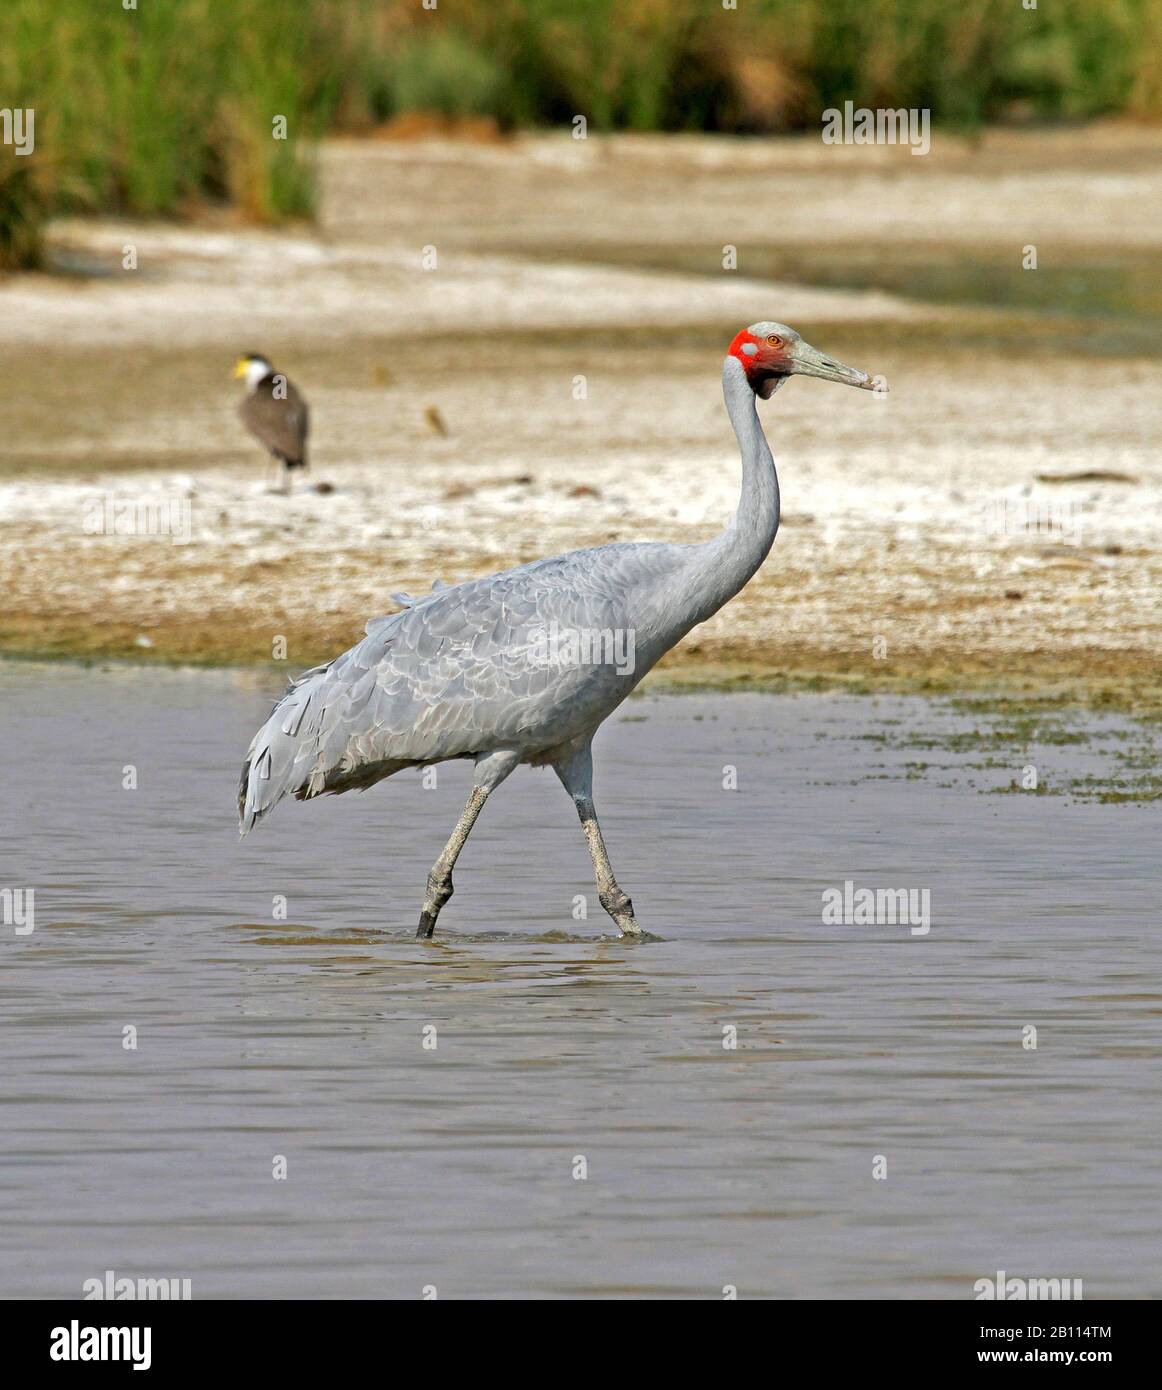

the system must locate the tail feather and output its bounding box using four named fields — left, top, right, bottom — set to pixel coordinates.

left=238, top=662, right=330, bottom=834
left=238, top=606, right=419, bottom=834
left=238, top=657, right=413, bottom=834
